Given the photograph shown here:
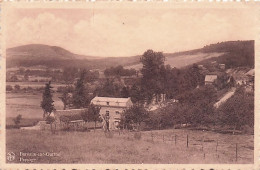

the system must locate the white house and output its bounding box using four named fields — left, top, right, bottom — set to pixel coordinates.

left=91, top=97, right=133, bottom=130
left=205, top=75, right=218, bottom=85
